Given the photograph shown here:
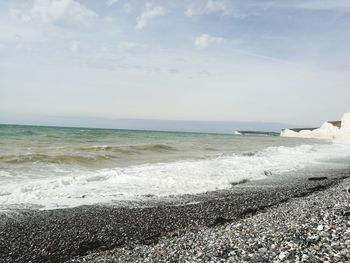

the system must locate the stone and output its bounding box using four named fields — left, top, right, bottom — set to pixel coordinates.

left=258, top=247, right=267, bottom=253
left=302, top=254, right=309, bottom=260
left=278, top=252, right=287, bottom=260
